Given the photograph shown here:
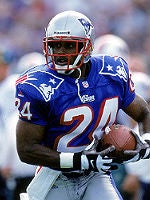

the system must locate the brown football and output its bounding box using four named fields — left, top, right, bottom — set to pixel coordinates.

left=97, top=124, right=137, bottom=160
